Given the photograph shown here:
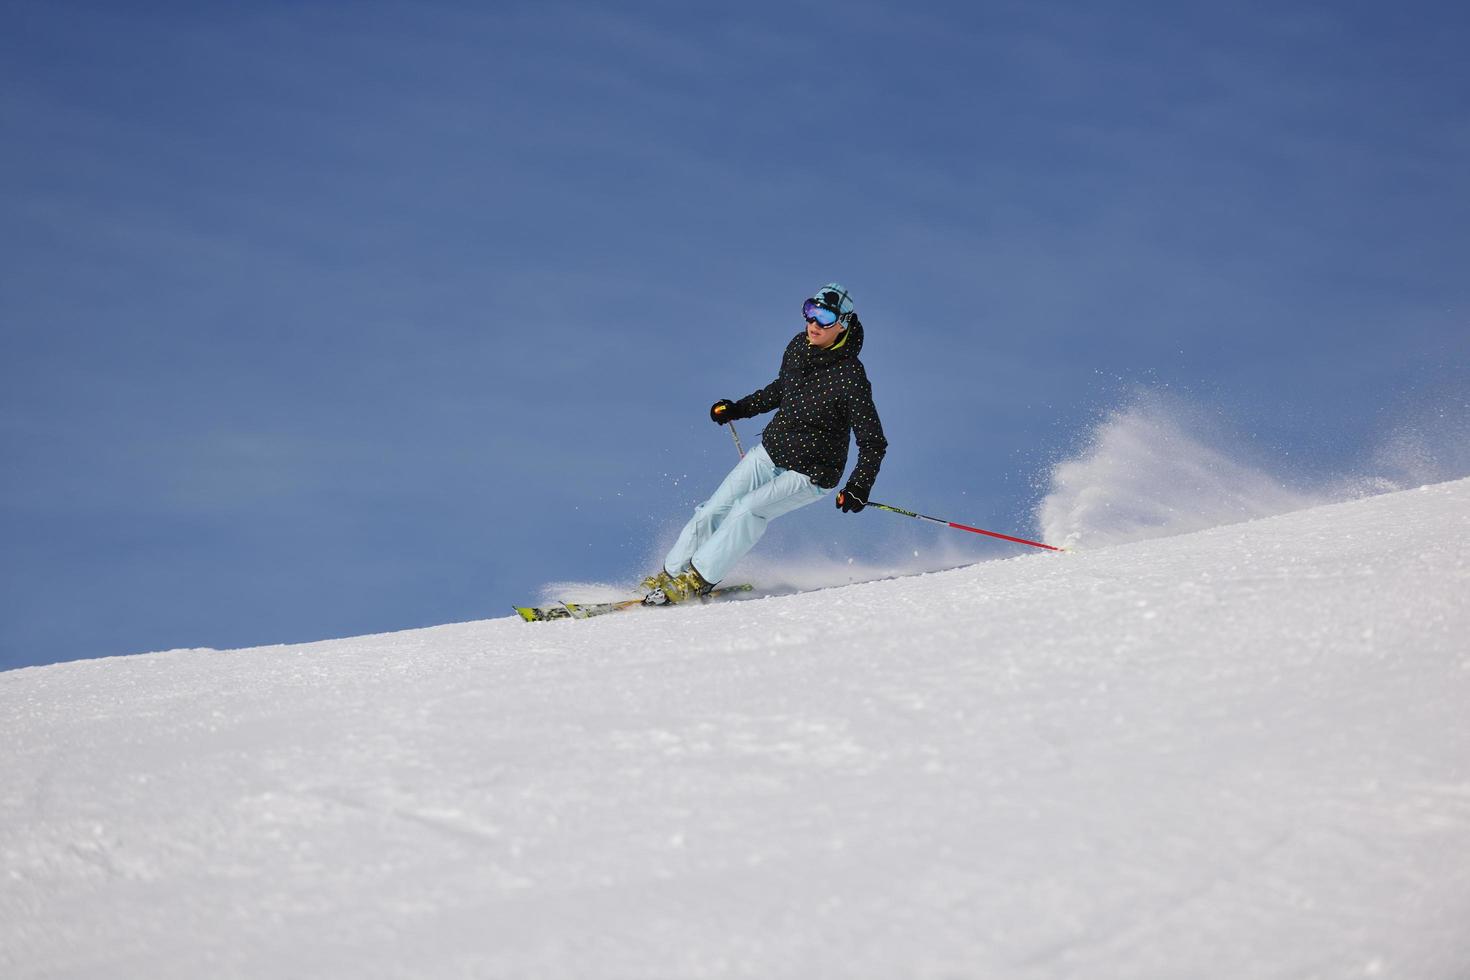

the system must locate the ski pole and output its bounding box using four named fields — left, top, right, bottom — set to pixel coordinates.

left=861, top=499, right=1066, bottom=552
left=728, top=420, right=746, bottom=458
